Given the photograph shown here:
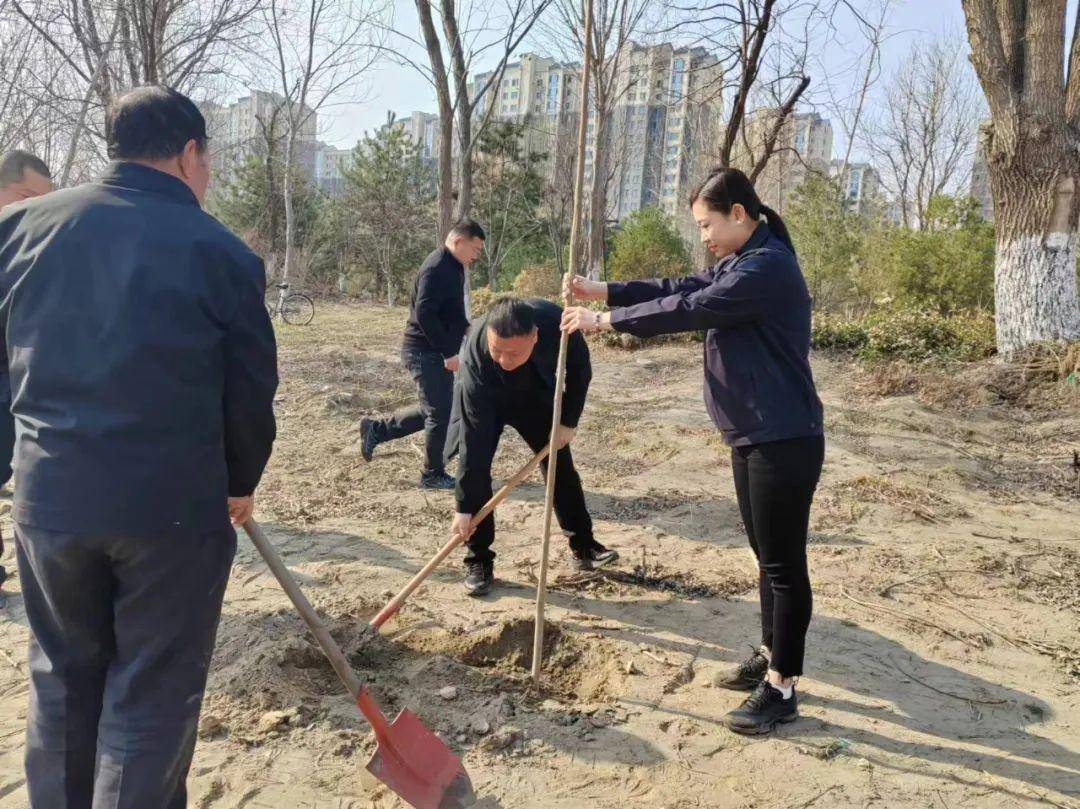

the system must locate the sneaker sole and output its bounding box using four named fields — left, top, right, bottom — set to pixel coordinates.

left=724, top=712, right=798, bottom=736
